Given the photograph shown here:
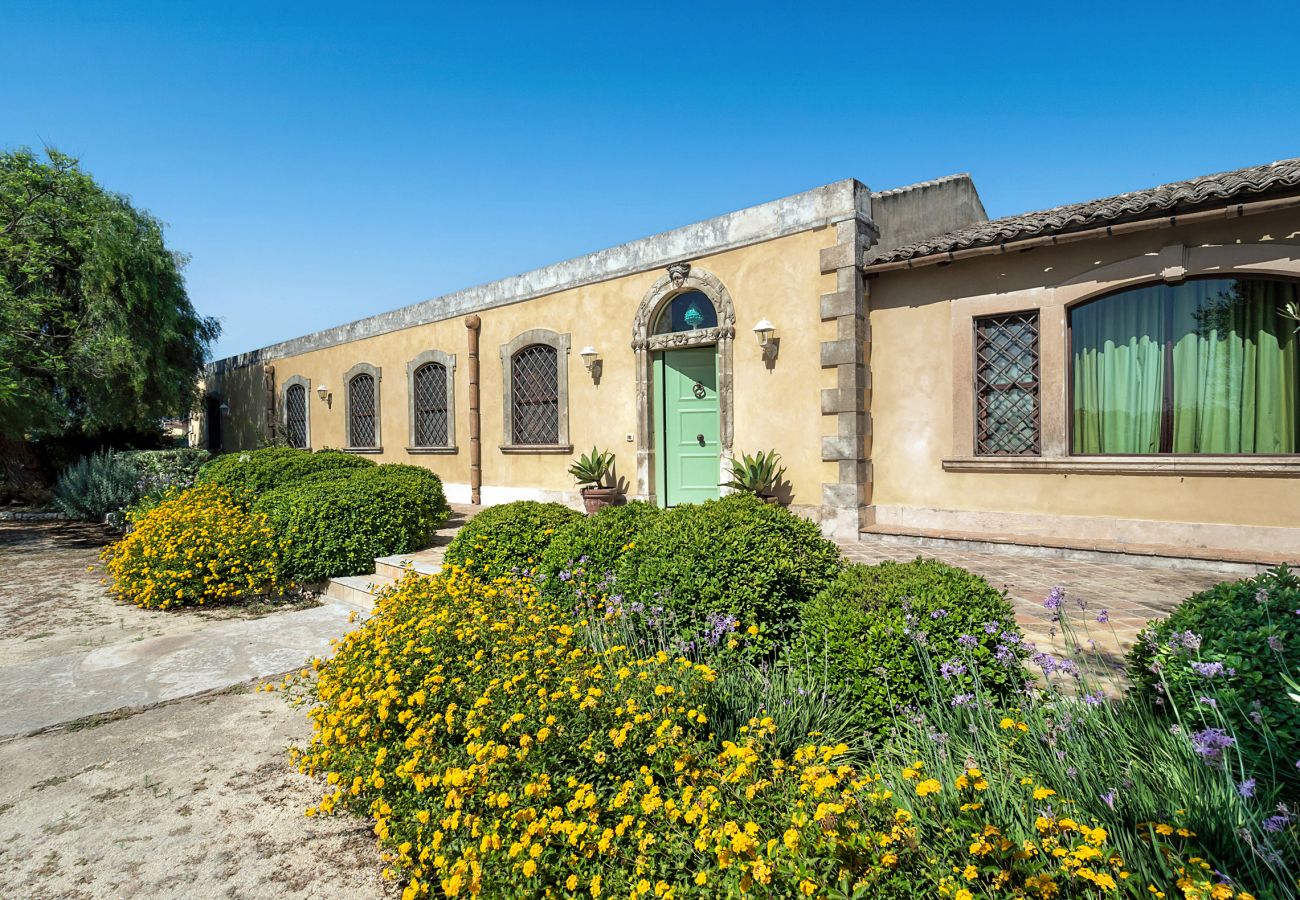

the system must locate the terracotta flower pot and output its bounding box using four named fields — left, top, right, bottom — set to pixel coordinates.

left=580, top=487, right=623, bottom=515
